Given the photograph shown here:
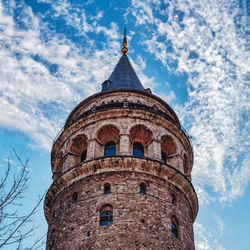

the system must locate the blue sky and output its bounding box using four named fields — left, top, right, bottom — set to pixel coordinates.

left=0, top=0, right=249, bottom=249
